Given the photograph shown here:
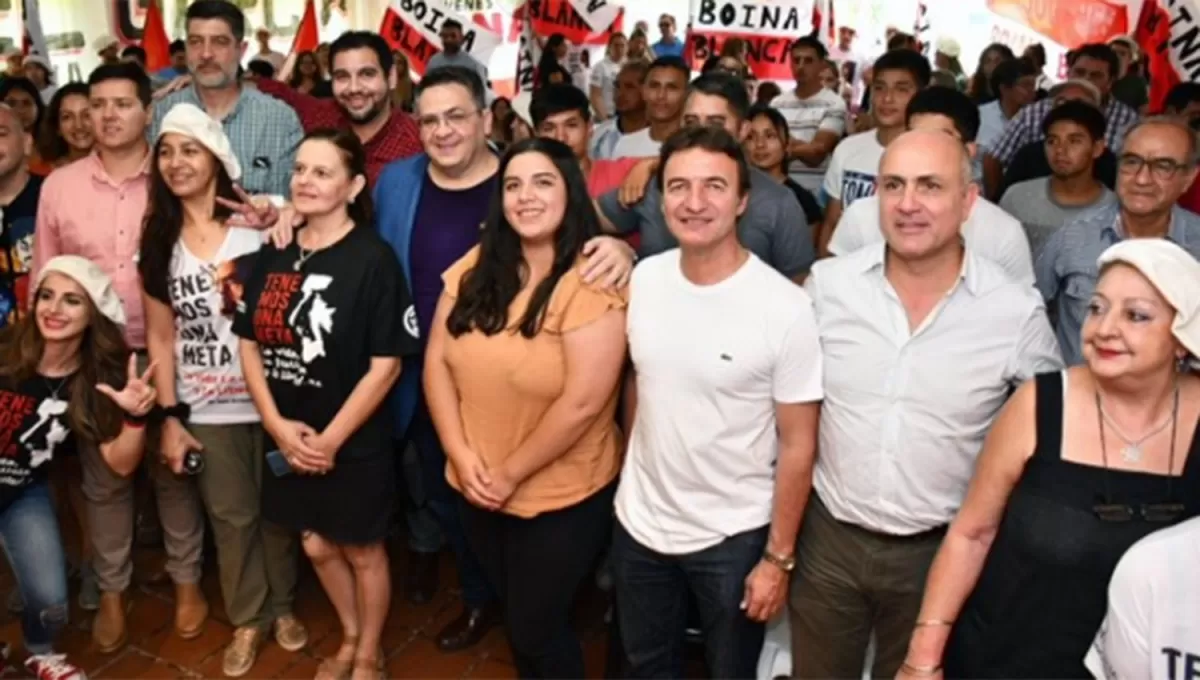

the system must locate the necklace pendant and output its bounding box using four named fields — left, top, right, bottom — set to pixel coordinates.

left=1121, top=444, right=1142, bottom=464
left=293, top=259, right=302, bottom=271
